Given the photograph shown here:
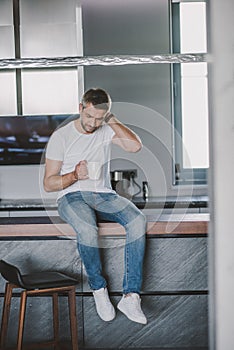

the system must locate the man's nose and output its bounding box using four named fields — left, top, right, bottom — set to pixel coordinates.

left=90, top=119, right=97, bottom=127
